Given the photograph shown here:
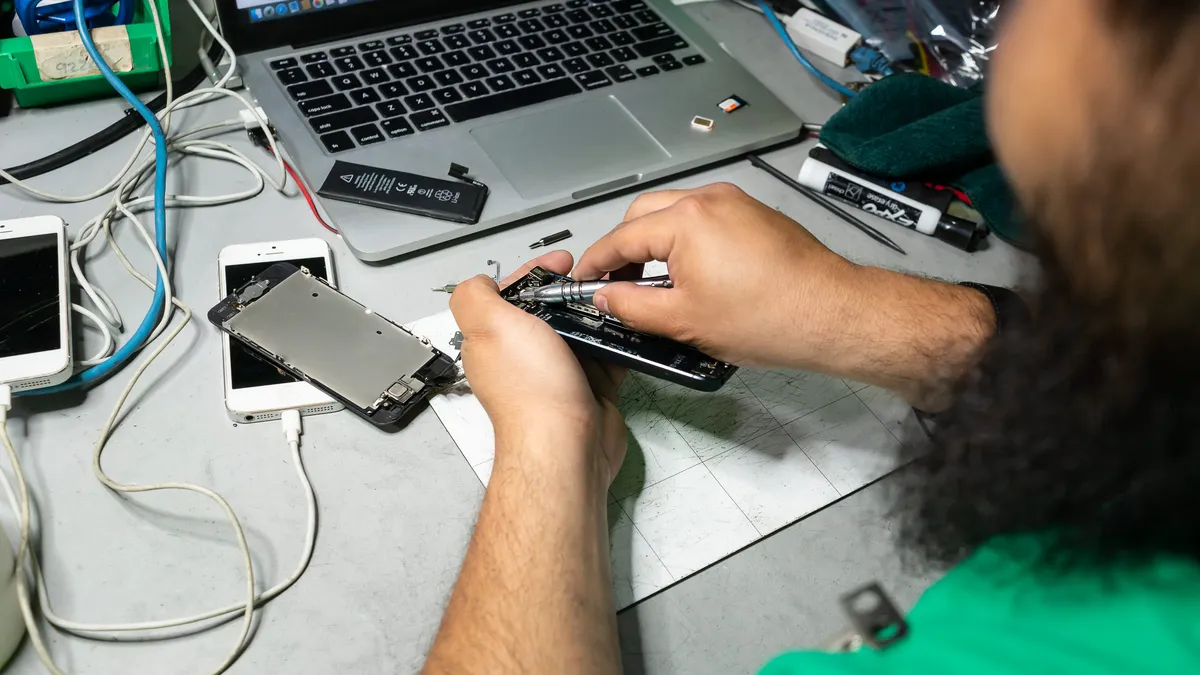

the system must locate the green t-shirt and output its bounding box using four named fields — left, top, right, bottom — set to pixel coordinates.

left=761, top=539, right=1200, bottom=674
